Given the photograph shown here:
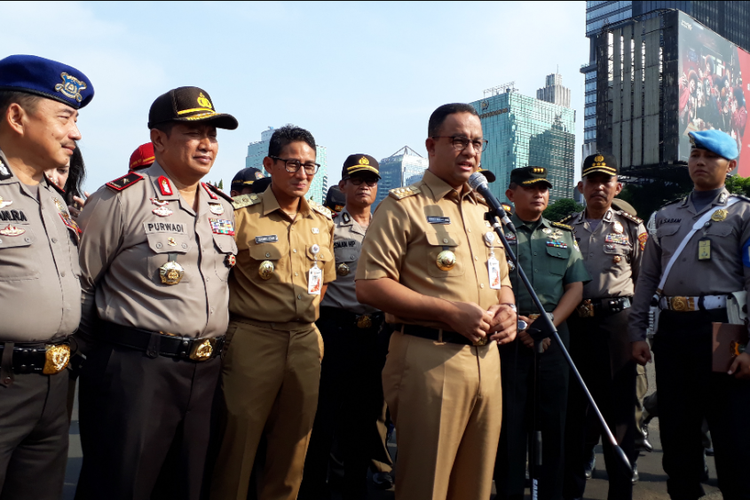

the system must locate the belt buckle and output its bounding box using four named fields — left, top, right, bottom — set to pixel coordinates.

left=670, top=296, right=689, bottom=311
left=473, top=337, right=488, bottom=347
left=577, top=299, right=594, bottom=318
left=356, top=314, right=373, bottom=329
left=189, top=338, right=215, bottom=361
left=43, top=344, right=70, bottom=374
